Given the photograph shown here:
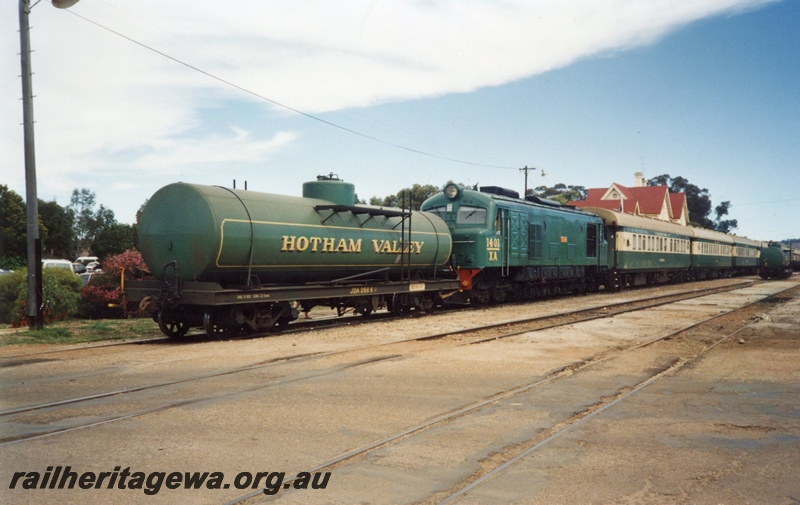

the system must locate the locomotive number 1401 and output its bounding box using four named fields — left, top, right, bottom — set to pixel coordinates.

left=486, top=237, right=501, bottom=262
